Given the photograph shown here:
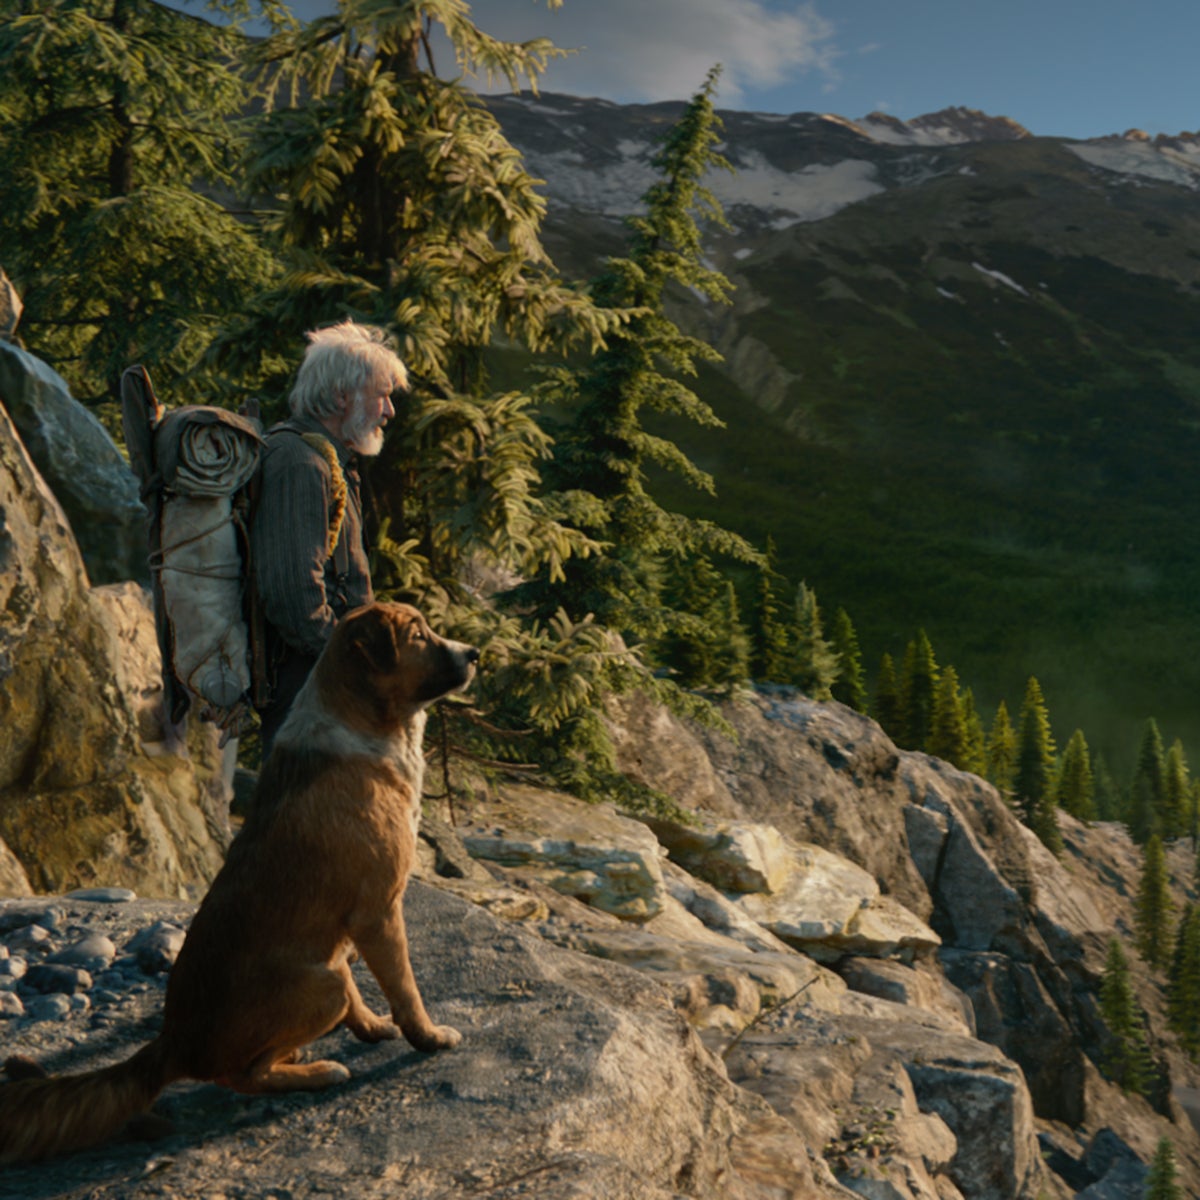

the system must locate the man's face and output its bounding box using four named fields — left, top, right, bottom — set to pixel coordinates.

left=342, top=382, right=396, bottom=457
